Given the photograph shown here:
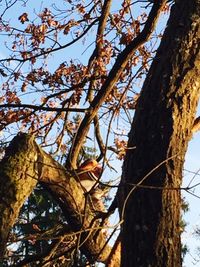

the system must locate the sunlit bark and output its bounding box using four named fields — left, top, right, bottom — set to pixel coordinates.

left=0, top=133, right=111, bottom=263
